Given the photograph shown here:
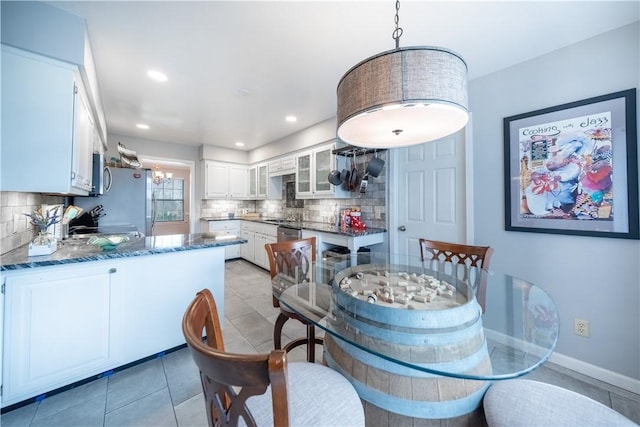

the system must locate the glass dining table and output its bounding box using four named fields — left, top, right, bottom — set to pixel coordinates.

left=271, top=253, right=559, bottom=422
